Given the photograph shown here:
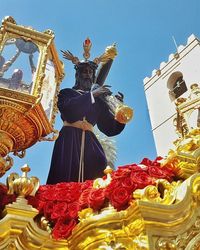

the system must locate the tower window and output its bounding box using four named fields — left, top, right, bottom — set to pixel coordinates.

left=172, top=76, right=187, bottom=99
left=167, top=72, right=188, bottom=101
